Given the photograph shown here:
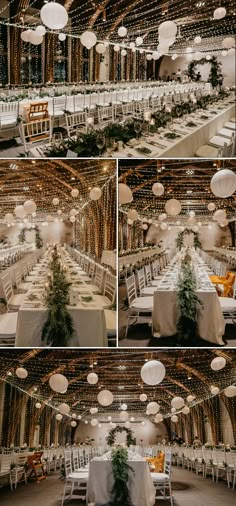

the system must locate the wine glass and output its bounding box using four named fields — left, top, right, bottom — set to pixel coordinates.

left=52, top=132, right=63, bottom=144
left=96, top=132, right=106, bottom=157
